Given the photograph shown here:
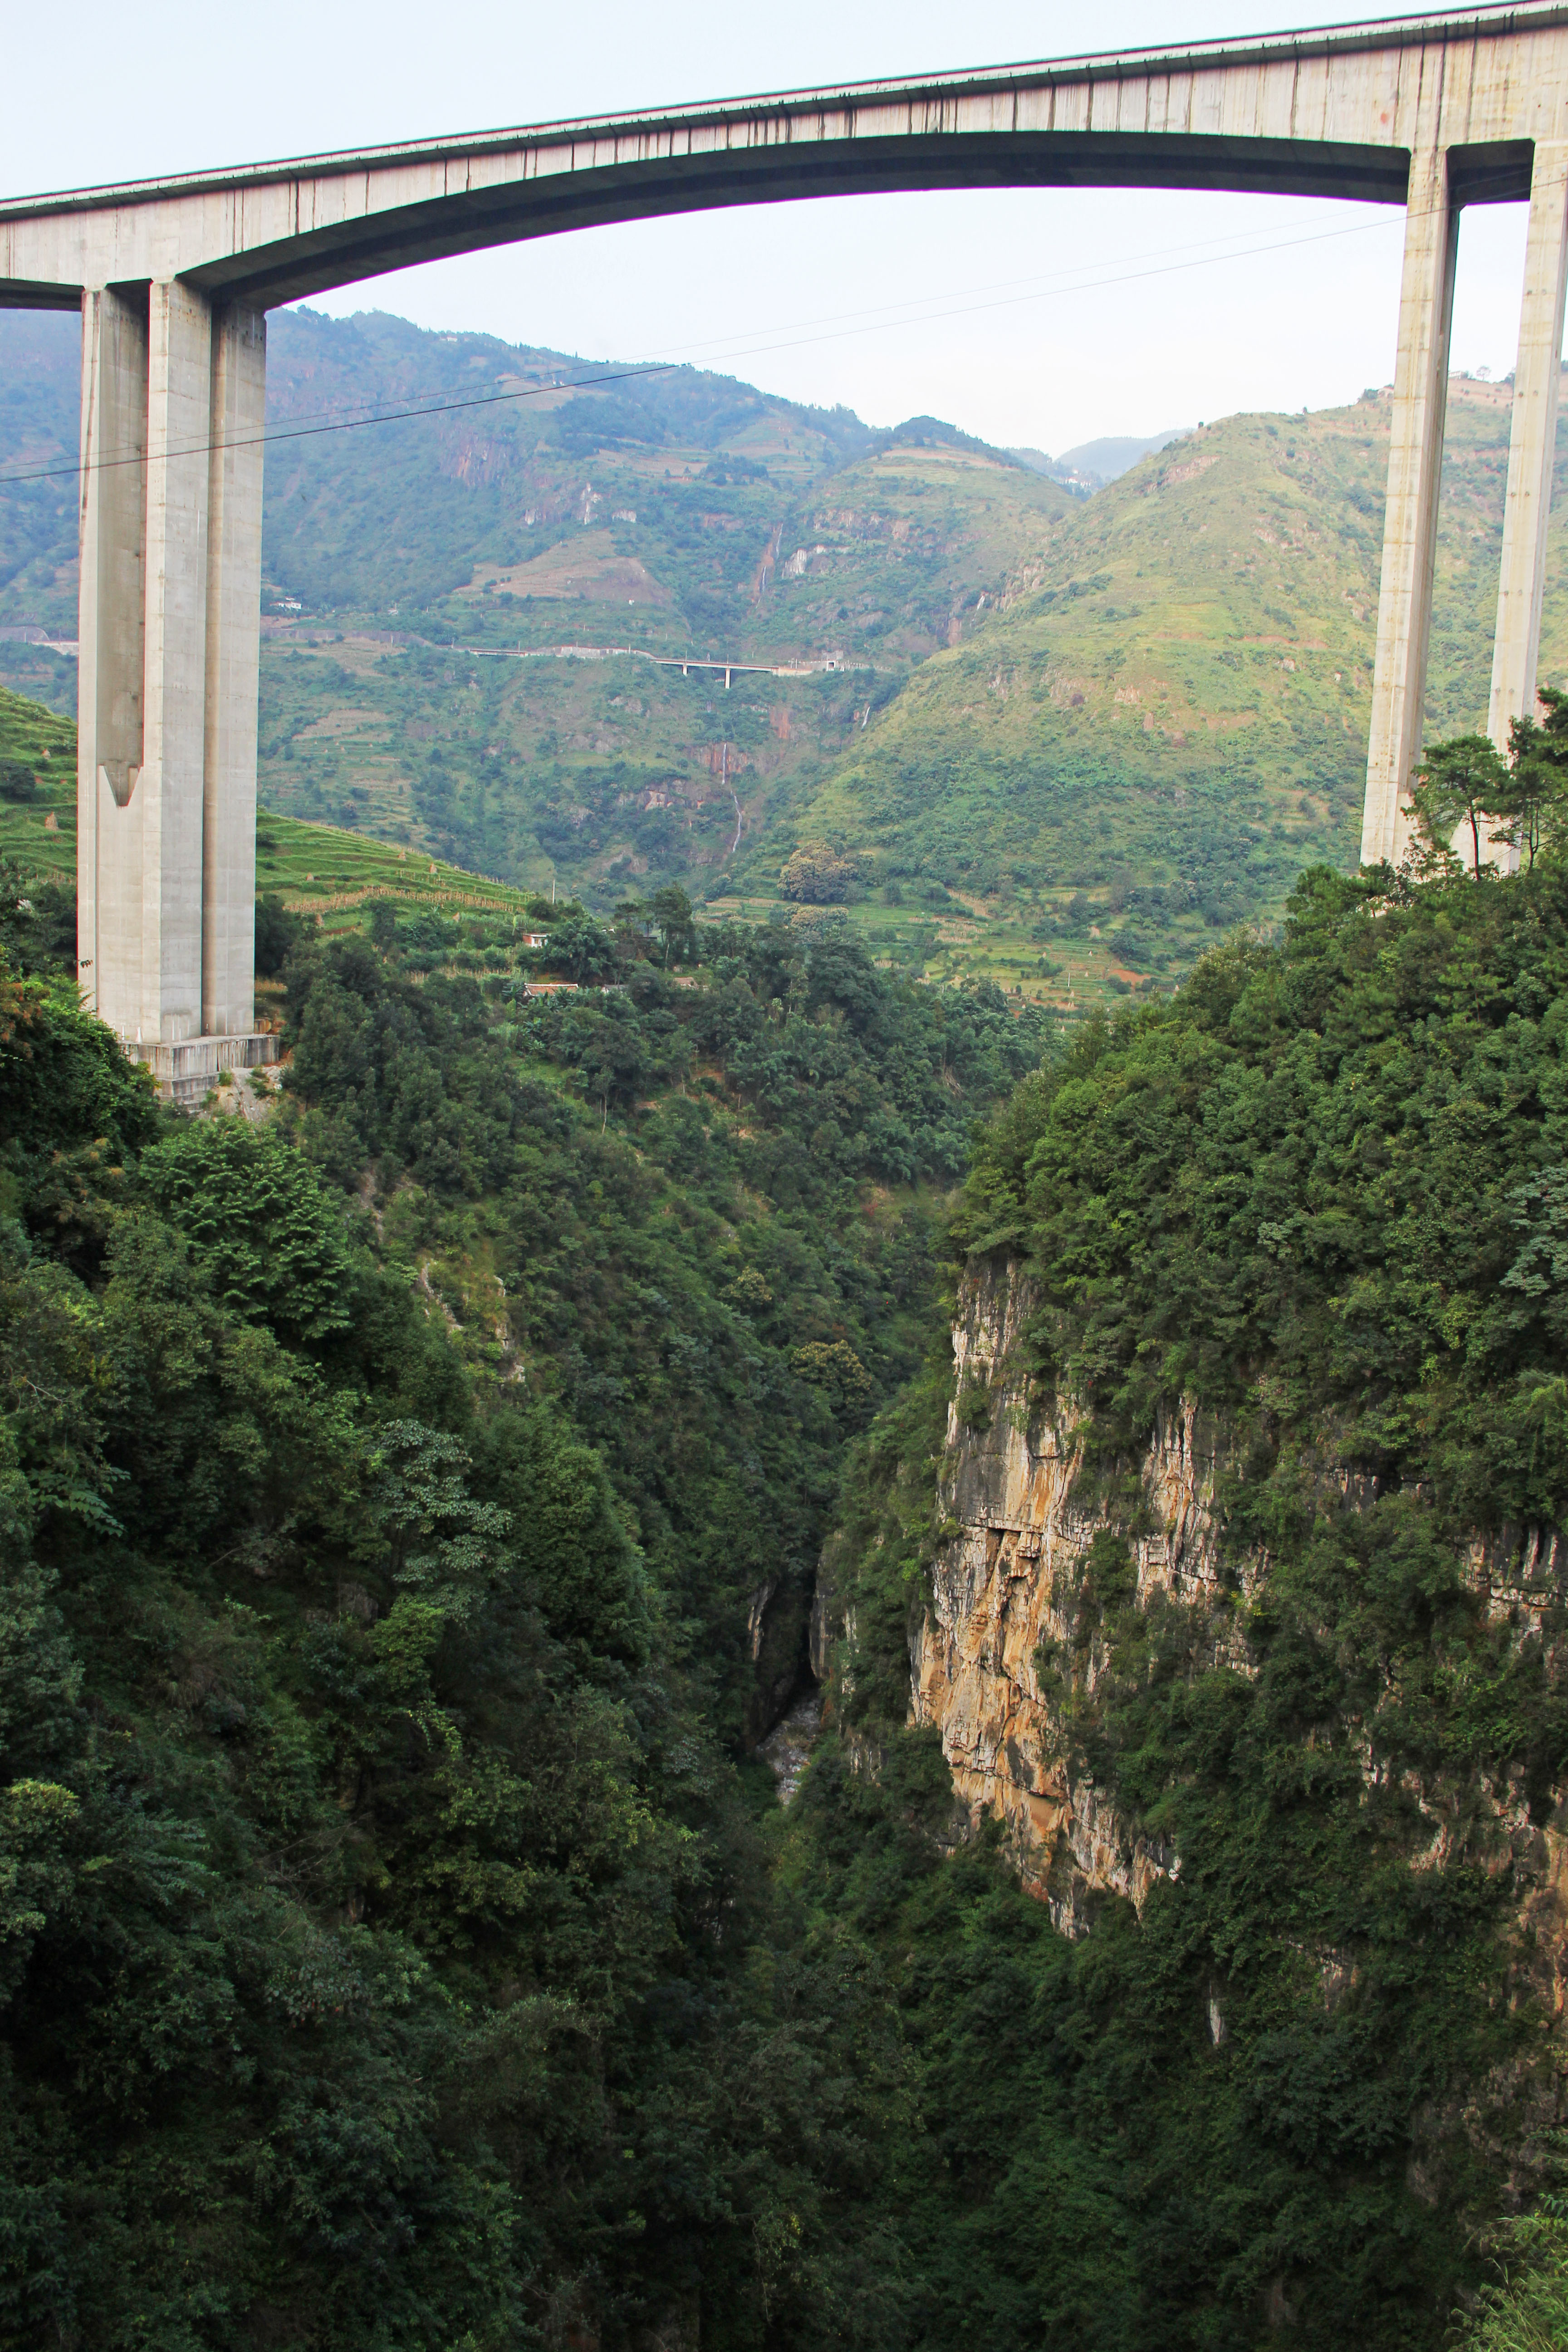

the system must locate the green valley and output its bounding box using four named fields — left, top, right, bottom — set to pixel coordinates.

left=7, top=53, right=1568, bottom=2352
